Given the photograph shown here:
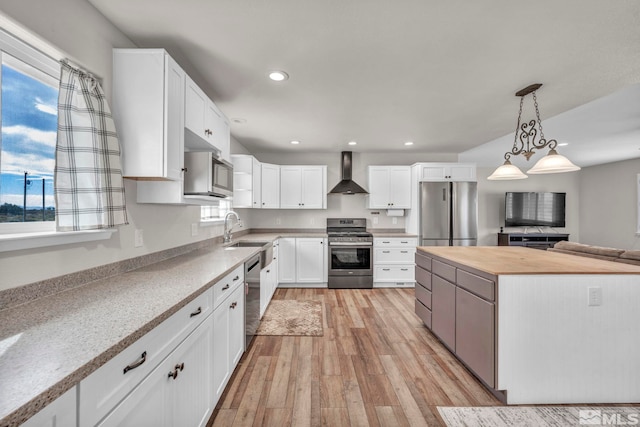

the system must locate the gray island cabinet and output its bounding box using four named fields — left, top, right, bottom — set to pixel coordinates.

left=415, top=246, right=640, bottom=405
